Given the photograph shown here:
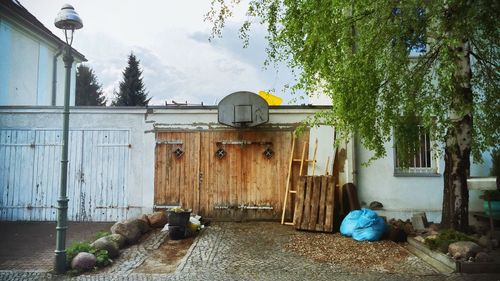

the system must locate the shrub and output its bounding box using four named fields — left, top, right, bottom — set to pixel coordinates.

left=65, top=240, right=112, bottom=271
left=94, top=230, right=111, bottom=240
left=66, top=241, right=93, bottom=267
